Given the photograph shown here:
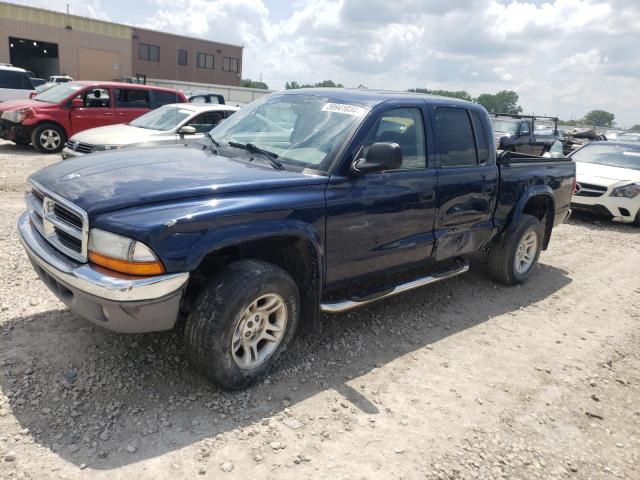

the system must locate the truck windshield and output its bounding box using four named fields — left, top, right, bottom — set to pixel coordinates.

left=129, top=105, right=193, bottom=131
left=572, top=144, right=640, bottom=171
left=491, top=119, right=519, bottom=134
left=33, top=82, right=84, bottom=104
left=211, top=93, right=369, bottom=172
